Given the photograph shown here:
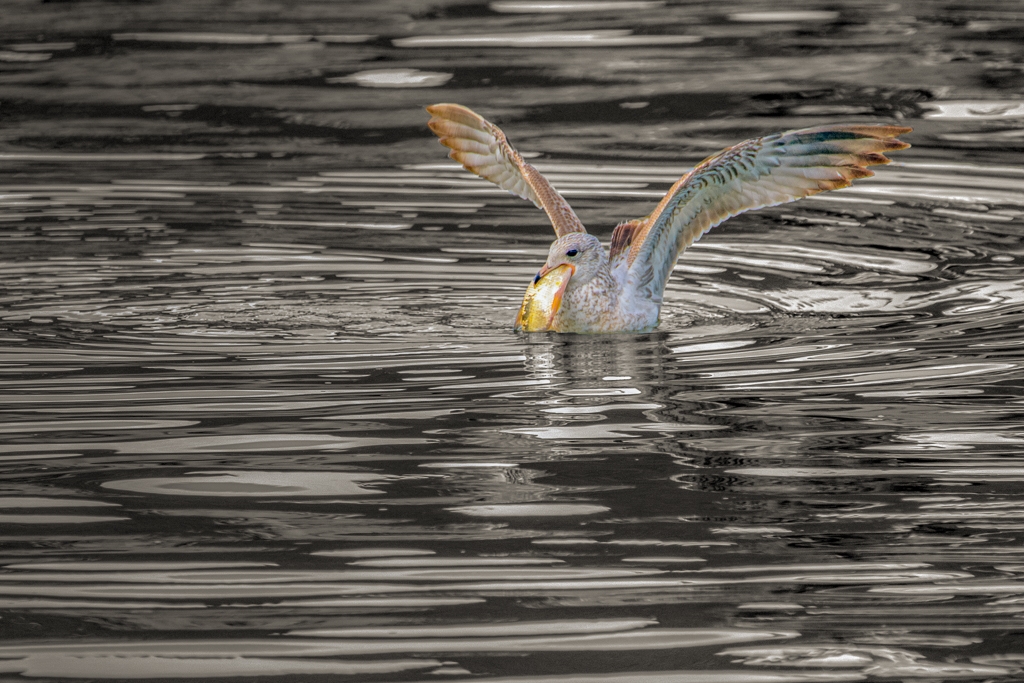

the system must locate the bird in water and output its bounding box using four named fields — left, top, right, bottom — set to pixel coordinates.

left=426, top=103, right=911, bottom=333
